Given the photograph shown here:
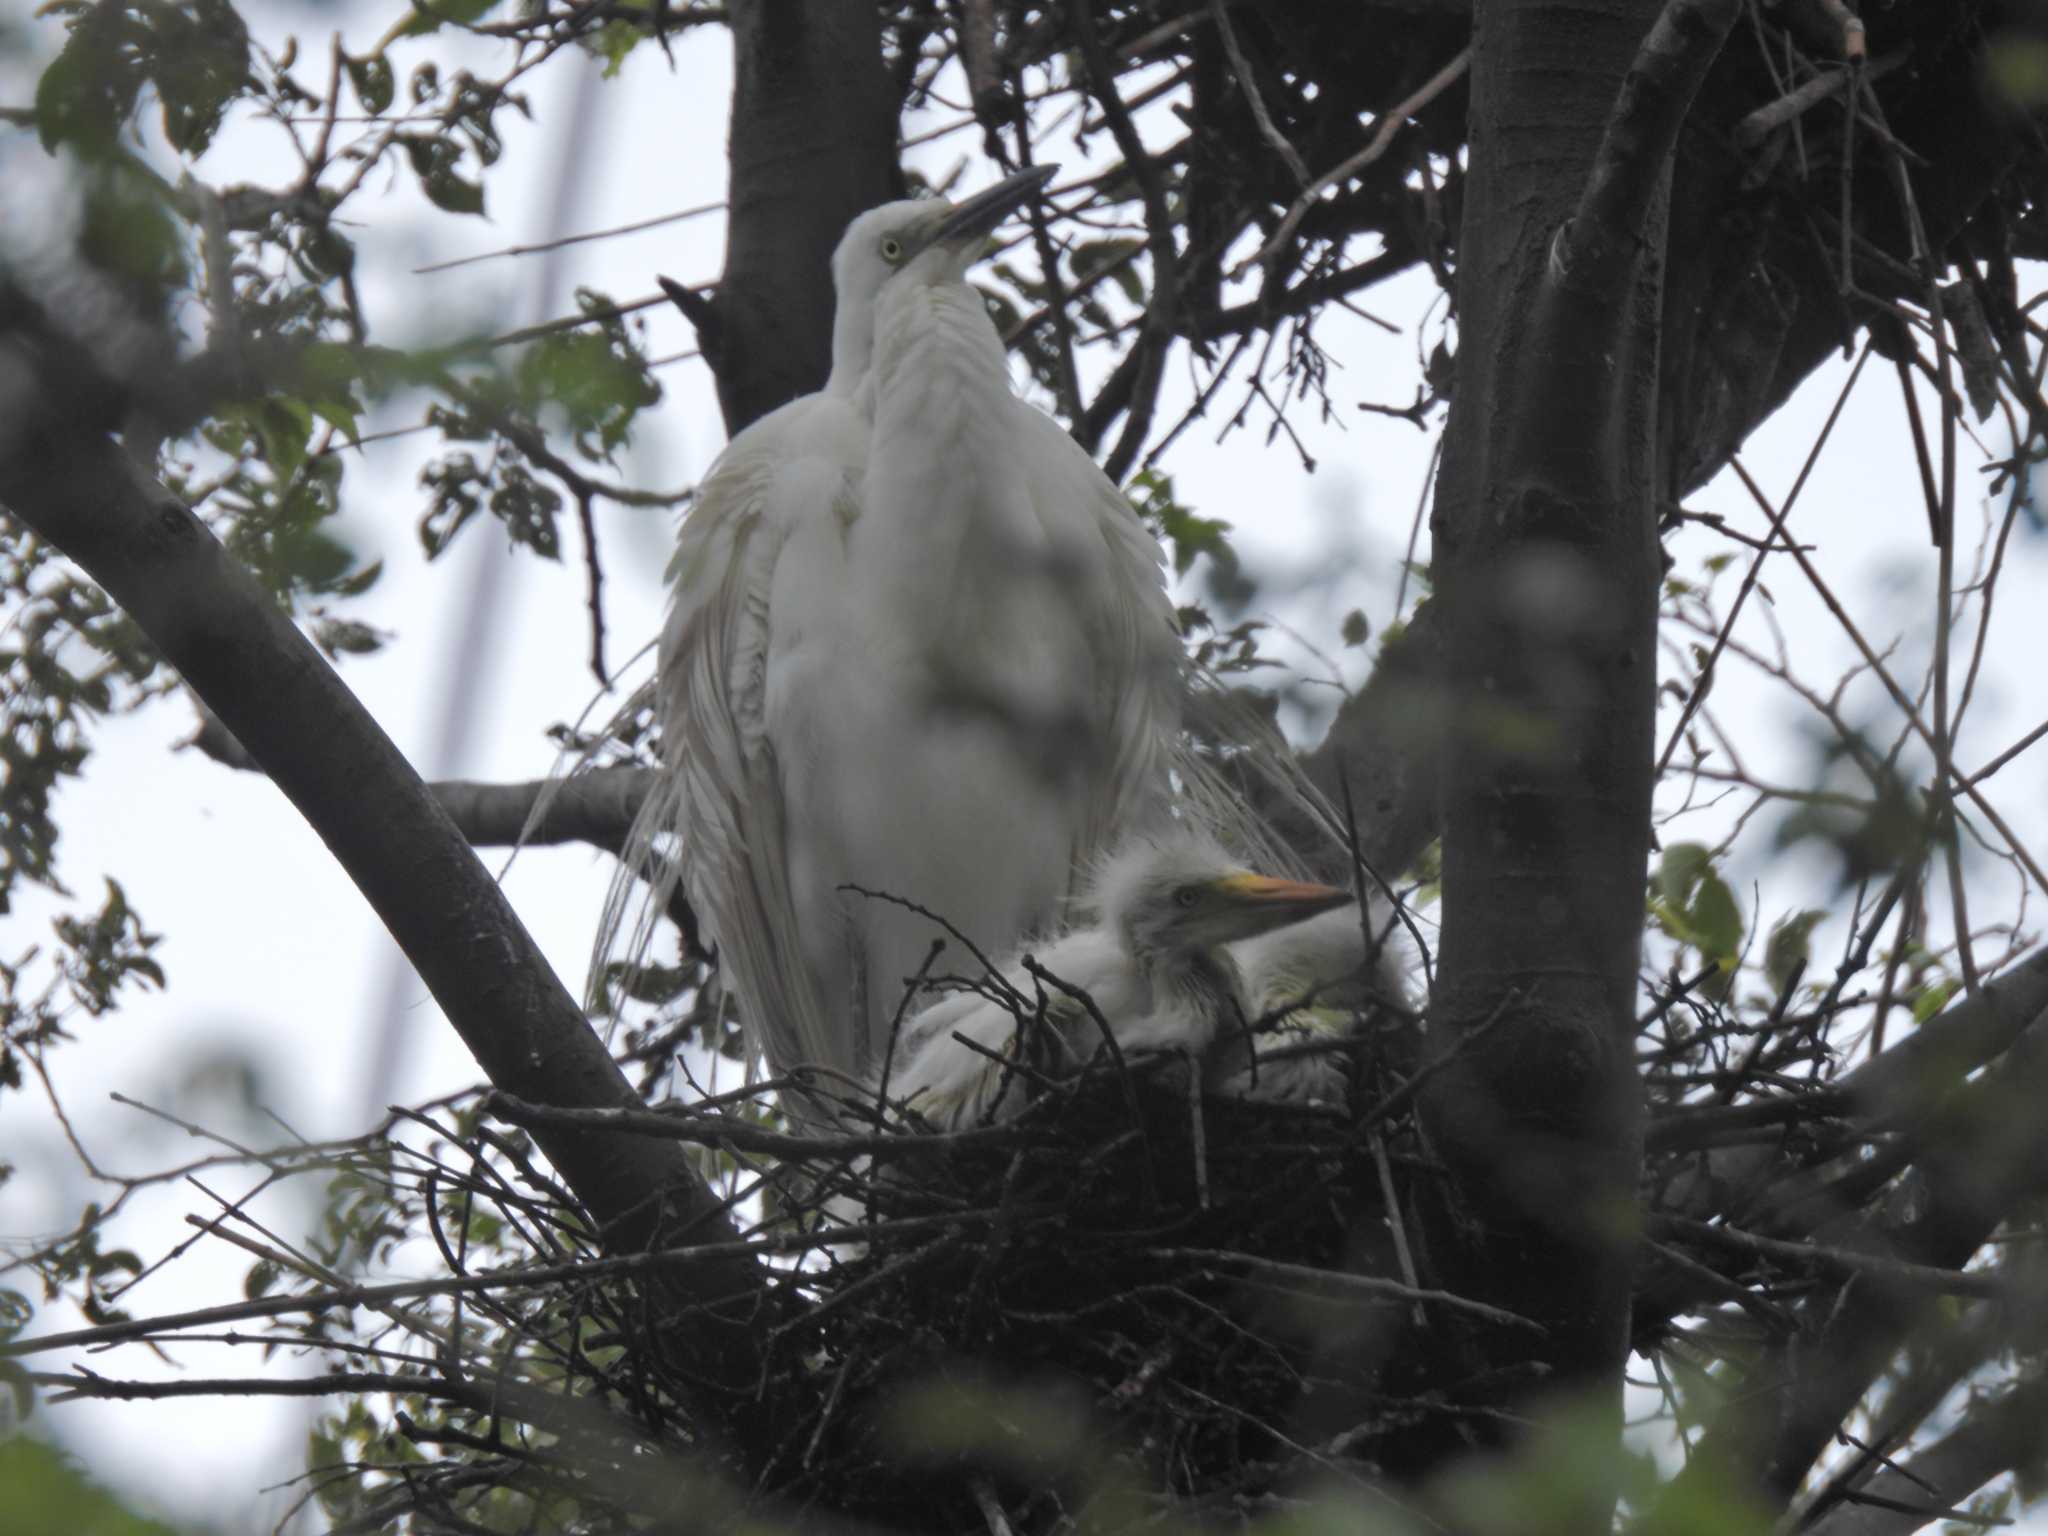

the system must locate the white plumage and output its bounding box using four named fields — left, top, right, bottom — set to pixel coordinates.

left=883, top=835, right=1351, bottom=1128
left=1216, top=903, right=1416, bottom=1106
left=624, top=169, right=1184, bottom=1109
